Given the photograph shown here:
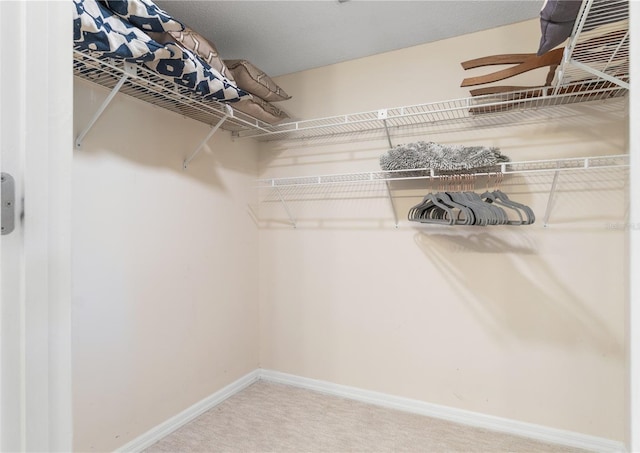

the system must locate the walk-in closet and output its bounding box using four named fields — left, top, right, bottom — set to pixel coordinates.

left=1, top=0, right=638, bottom=451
